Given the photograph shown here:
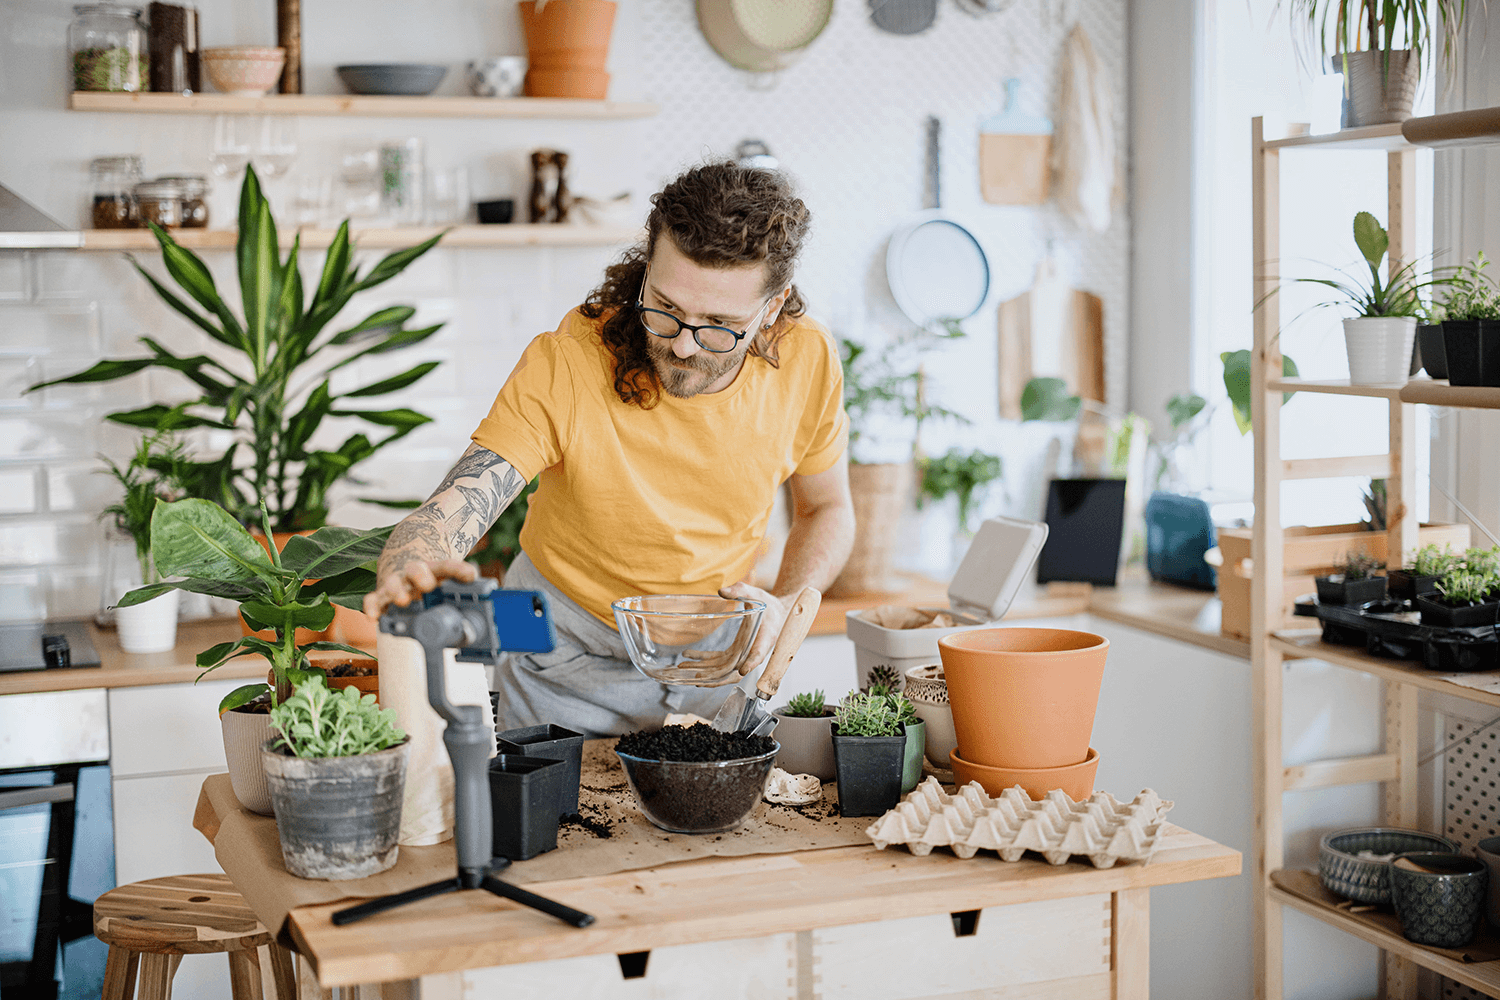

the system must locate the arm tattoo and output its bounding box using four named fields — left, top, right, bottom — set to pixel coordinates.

left=379, top=444, right=530, bottom=577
